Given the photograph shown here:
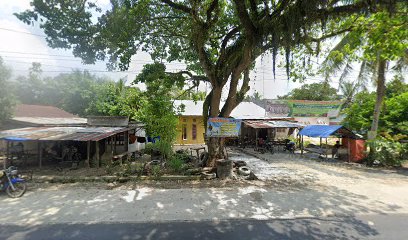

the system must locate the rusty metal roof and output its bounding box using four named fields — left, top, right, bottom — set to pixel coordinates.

left=244, top=121, right=274, bottom=129
left=244, top=120, right=304, bottom=129
left=0, top=126, right=135, bottom=142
